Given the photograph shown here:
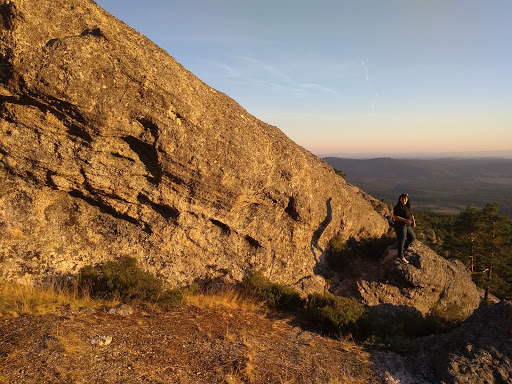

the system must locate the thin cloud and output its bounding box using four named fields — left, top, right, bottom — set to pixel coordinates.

left=201, top=55, right=339, bottom=100
left=299, top=83, right=337, bottom=94
left=216, top=63, right=240, bottom=78
left=234, top=56, right=338, bottom=95
left=234, top=55, right=291, bottom=82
